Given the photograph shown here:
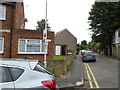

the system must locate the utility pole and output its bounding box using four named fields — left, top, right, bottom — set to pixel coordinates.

left=43, top=0, right=48, bottom=68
